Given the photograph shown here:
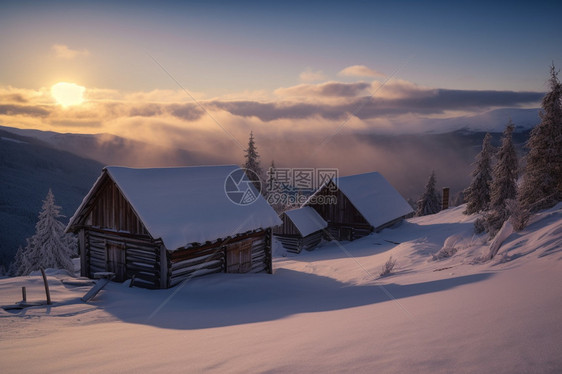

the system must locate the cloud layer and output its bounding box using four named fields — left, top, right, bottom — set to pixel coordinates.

left=0, top=77, right=542, bottom=182
left=338, top=65, right=385, bottom=78
left=0, top=79, right=542, bottom=140
left=51, top=44, right=90, bottom=59
left=299, top=68, right=327, bottom=82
